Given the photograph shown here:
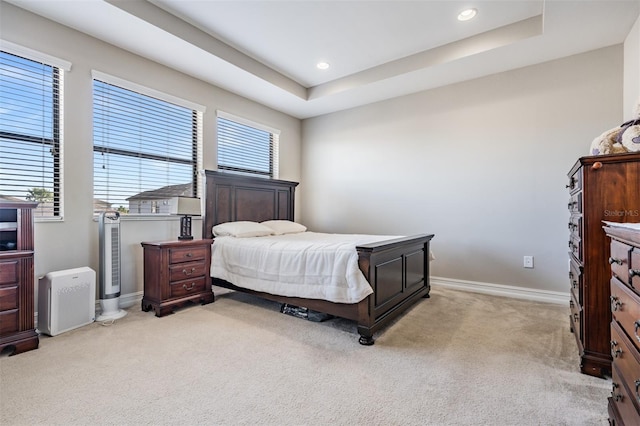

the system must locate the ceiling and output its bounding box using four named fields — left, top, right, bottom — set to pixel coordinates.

left=5, top=0, right=640, bottom=119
